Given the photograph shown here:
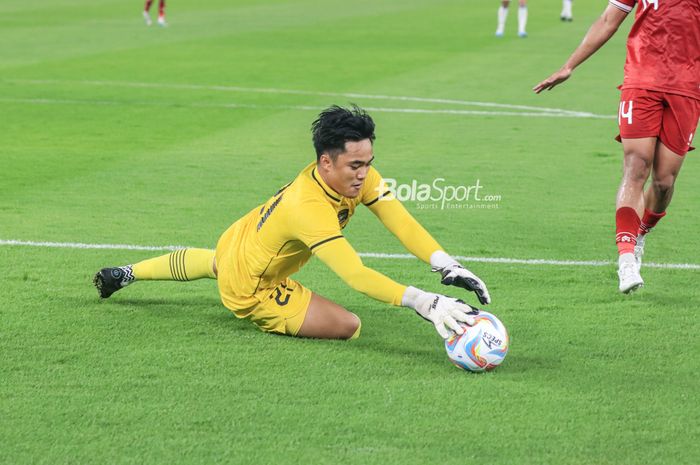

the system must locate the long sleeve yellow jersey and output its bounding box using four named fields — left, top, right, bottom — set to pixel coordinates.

left=215, top=161, right=443, bottom=311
